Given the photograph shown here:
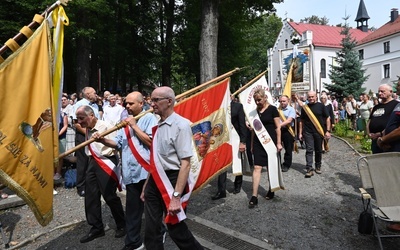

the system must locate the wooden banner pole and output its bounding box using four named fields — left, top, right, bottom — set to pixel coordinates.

left=59, top=67, right=242, bottom=158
